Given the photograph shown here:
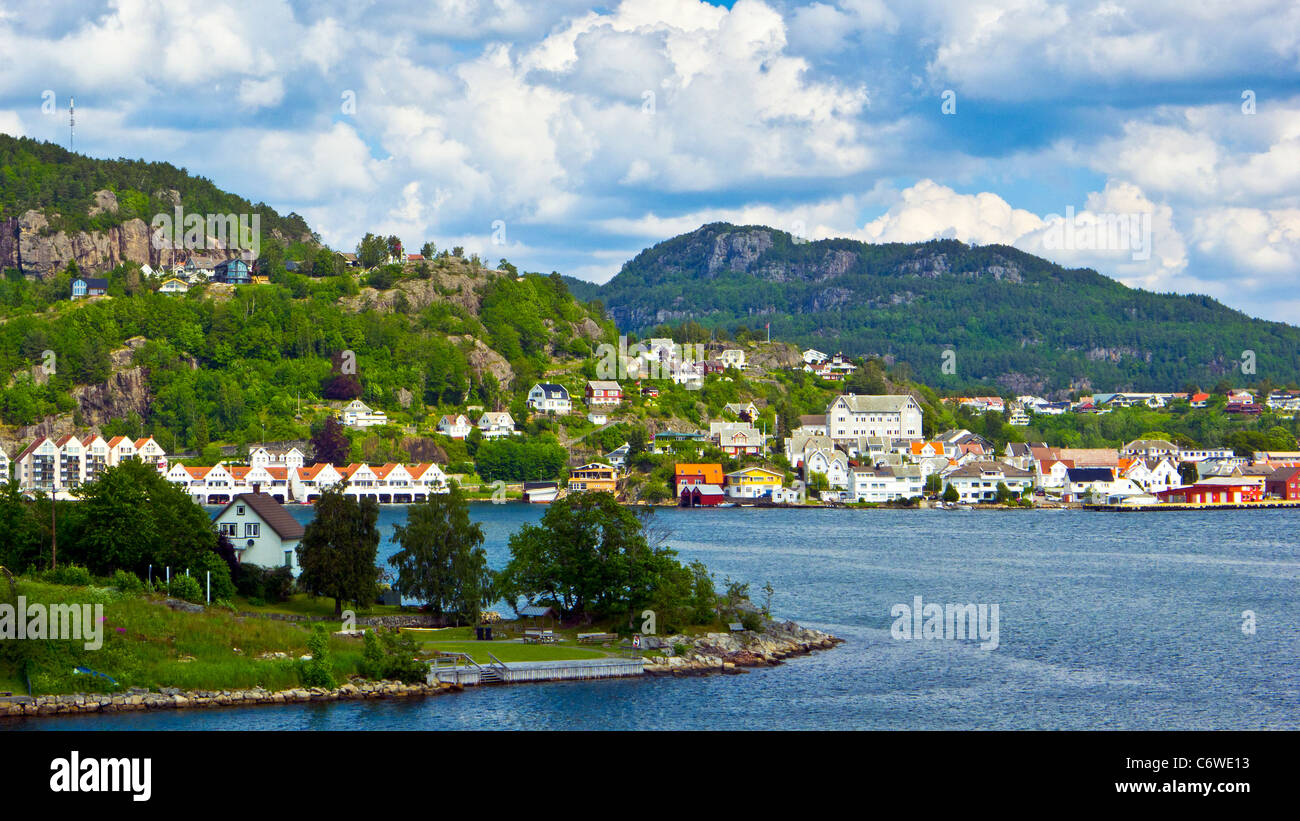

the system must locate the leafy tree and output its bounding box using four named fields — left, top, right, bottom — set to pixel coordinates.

left=311, top=416, right=351, bottom=465
left=389, top=483, right=490, bottom=624
left=298, top=624, right=336, bottom=688
left=297, top=486, right=381, bottom=616
left=942, top=484, right=960, bottom=503
left=498, top=492, right=700, bottom=623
